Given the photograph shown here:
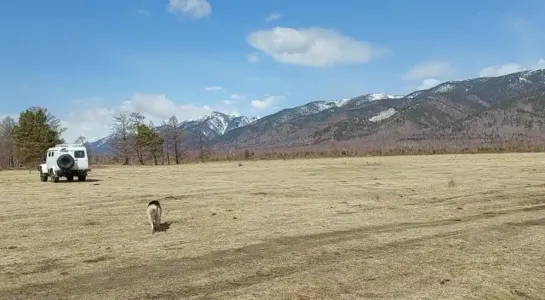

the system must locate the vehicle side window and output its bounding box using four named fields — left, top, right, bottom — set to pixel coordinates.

left=74, top=151, right=85, bottom=158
